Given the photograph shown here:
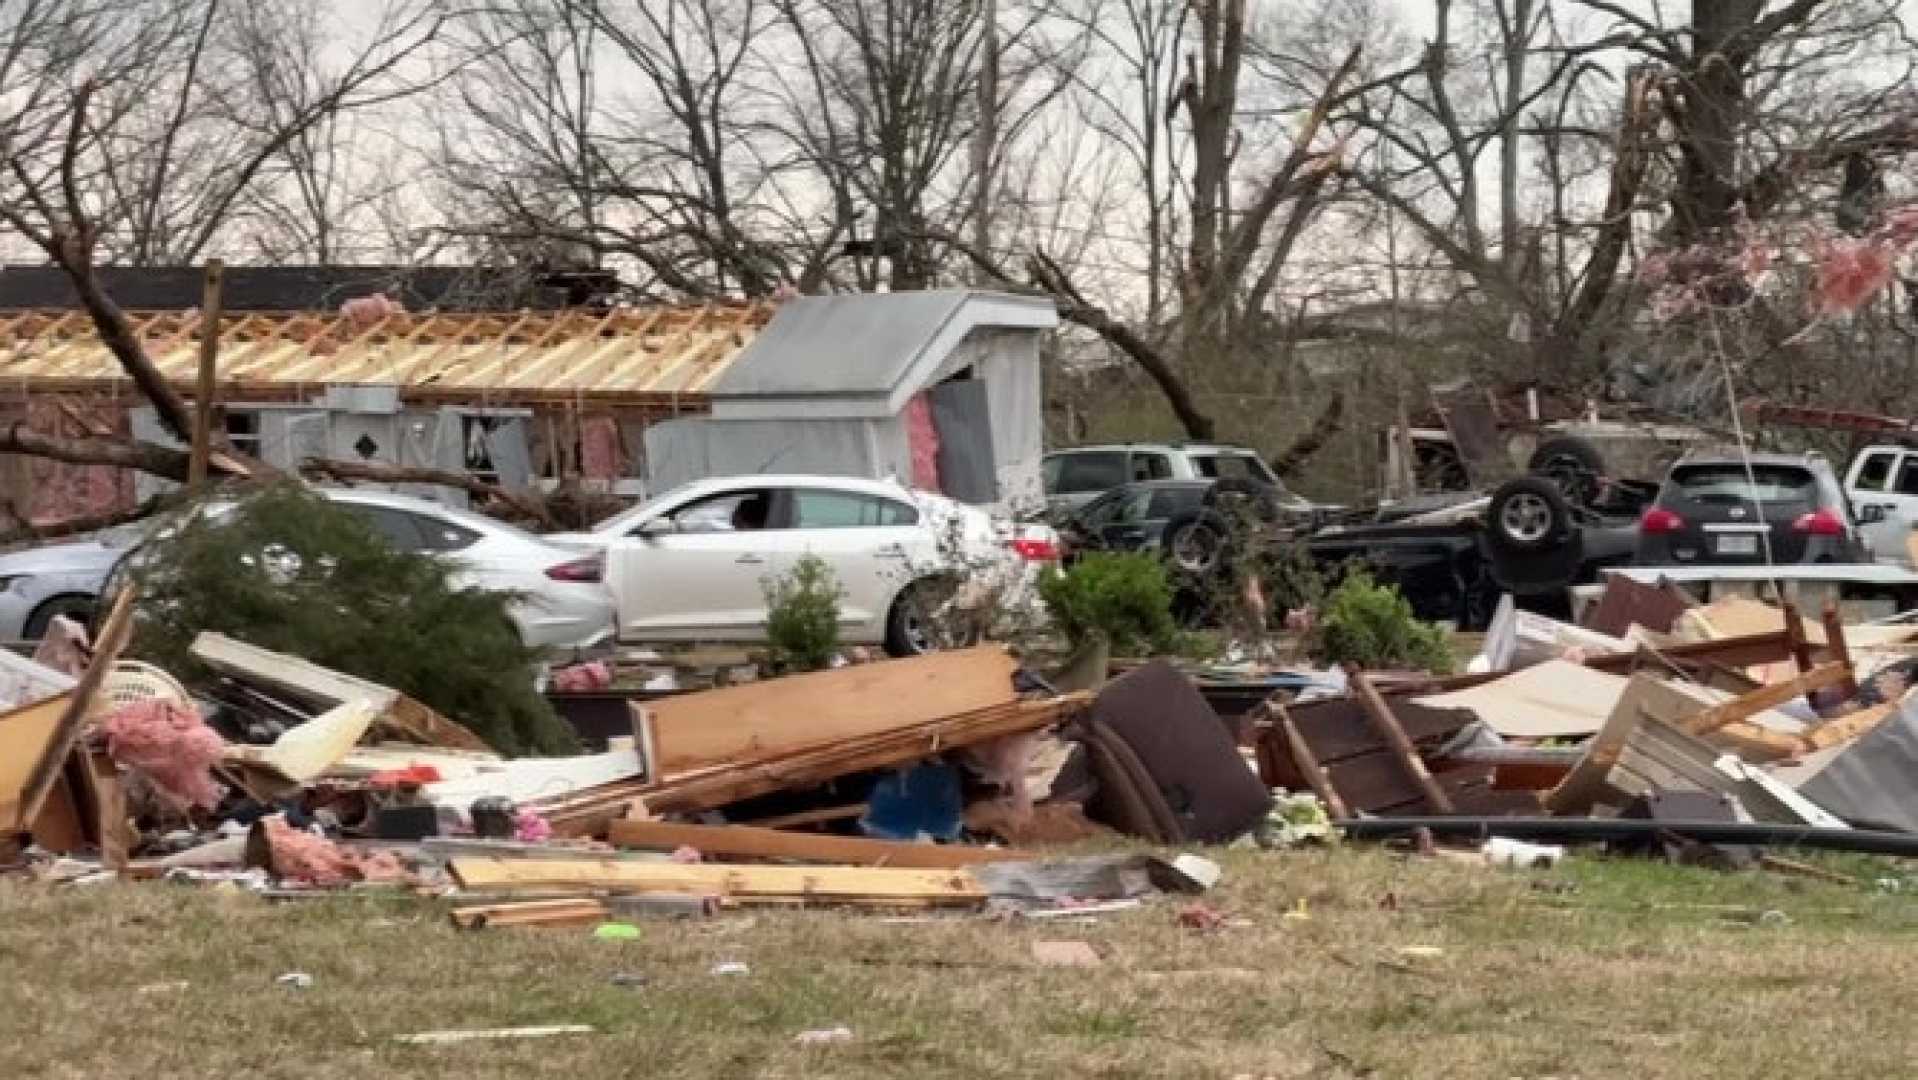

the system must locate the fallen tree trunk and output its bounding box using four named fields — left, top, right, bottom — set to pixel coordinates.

left=0, top=423, right=196, bottom=482
left=1269, top=391, right=1345, bottom=480
left=300, top=457, right=557, bottom=529
left=0, top=492, right=189, bottom=550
